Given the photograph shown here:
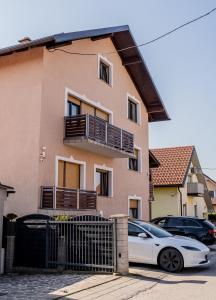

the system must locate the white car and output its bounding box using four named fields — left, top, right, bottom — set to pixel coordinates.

left=128, top=220, right=210, bottom=272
